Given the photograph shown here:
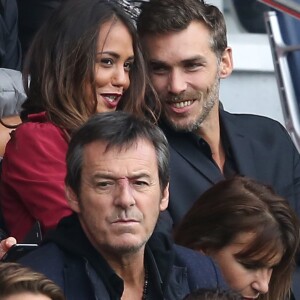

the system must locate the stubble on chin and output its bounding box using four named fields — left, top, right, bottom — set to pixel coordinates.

left=162, top=79, right=219, bottom=133
left=162, top=96, right=216, bottom=133
left=110, top=241, right=146, bottom=256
